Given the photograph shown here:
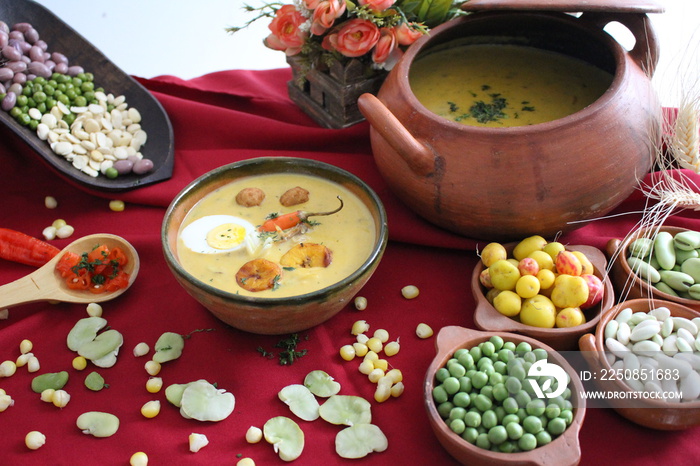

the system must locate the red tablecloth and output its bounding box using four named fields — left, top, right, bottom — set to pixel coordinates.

left=1, top=68, right=699, bottom=466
